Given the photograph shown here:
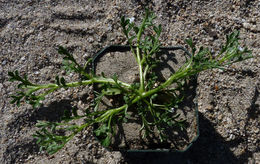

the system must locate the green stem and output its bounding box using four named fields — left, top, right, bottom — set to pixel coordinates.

left=25, top=77, right=131, bottom=91
left=65, top=104, right=128, bottom=144
left=136, top=11, right=149, bottom=92
left=136, top=48, right=144, bottom=92
left=131, top=61, right=194, bottom=103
